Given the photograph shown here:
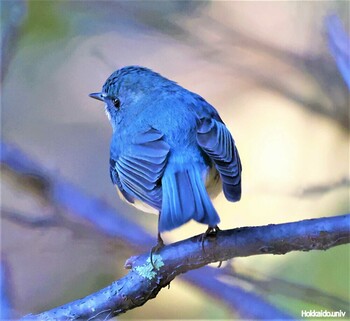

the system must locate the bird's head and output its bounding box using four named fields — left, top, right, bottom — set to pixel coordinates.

left=89, top=66, right=170, bottom=129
